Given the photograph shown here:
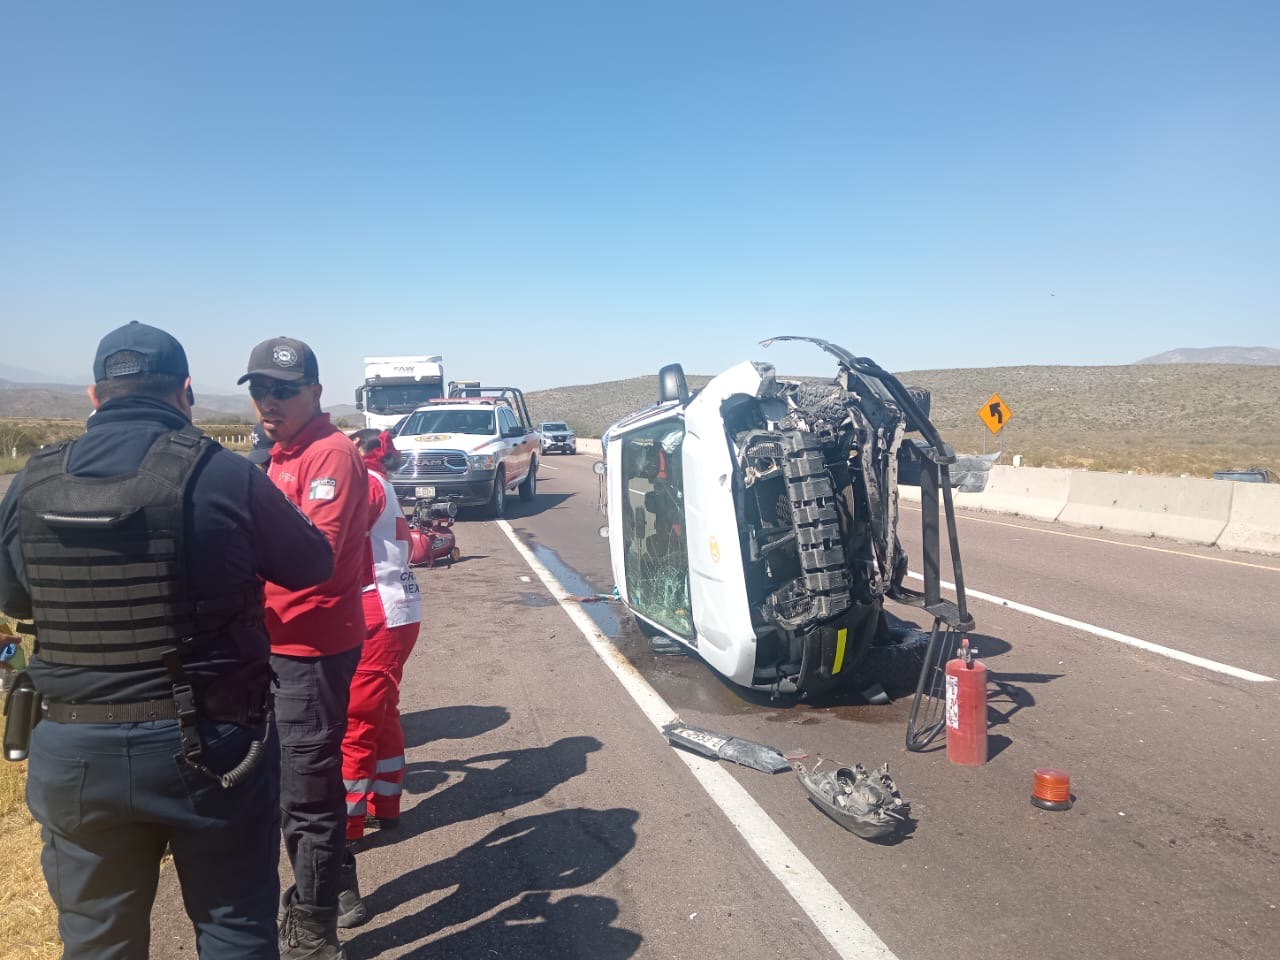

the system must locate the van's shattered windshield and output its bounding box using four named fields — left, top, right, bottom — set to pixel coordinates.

left=399, top=408, right=495, bottom=436
left=619, top=421, right=693, bottom=638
